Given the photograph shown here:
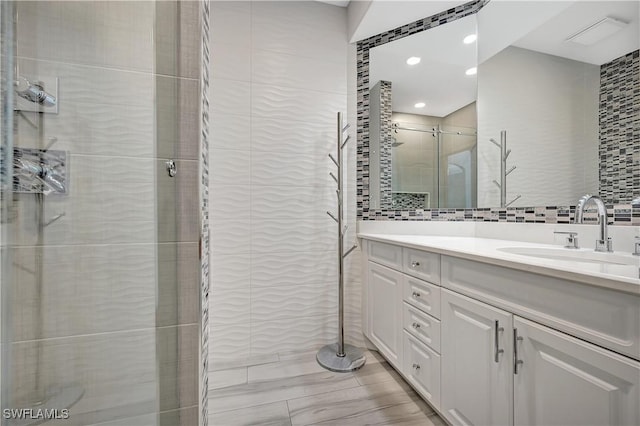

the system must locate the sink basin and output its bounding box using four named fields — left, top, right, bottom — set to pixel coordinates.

left=497, top=247, right=639, bottom=266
